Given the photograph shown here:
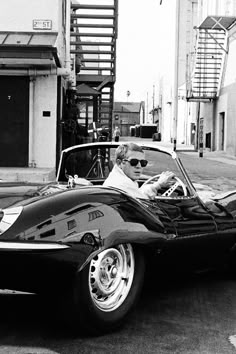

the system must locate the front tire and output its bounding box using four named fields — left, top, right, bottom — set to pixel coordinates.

left=71, top=244, right=145, bottom=334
